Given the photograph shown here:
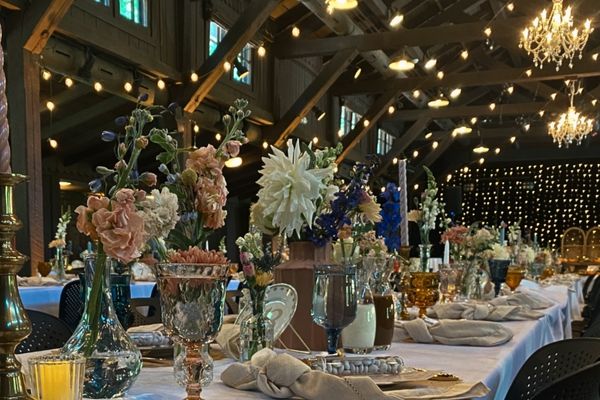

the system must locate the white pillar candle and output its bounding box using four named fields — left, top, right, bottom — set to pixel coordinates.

left=398, top=159, right=409, bottom=246
left=443, top=240, right=450, bottom=265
